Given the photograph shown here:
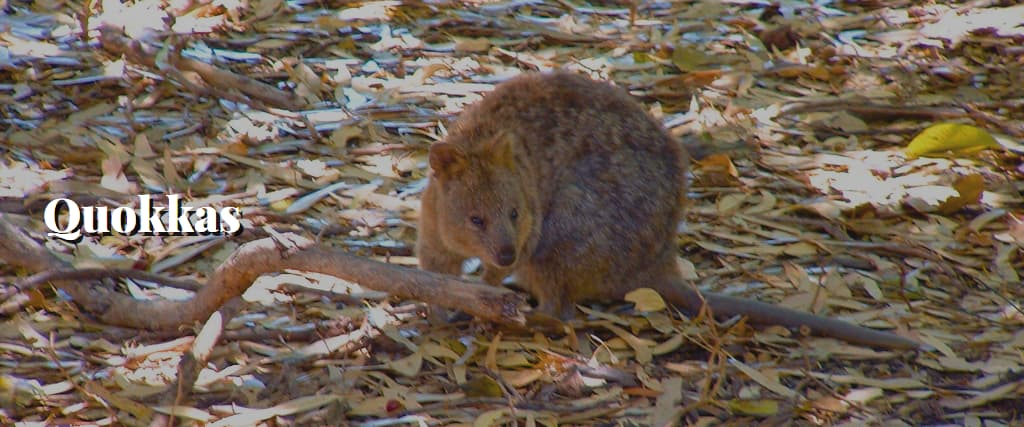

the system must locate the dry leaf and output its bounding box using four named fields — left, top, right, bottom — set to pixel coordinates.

left=726, top=399, right=780, bottom=417
left=728, top=359, right=796, bottom=398
left=938, top=173, right=984, bottom=214
left=454, top=37, right=491, bottom=53
left=461, top=375, right=503, bottom=398
left=624, top=288, right=667, bottom=312
left=695, top=154, right=740, bottom=187
left=672, top=46, right=711, bottom=72
left=387, top=351, right=423, bottom=377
